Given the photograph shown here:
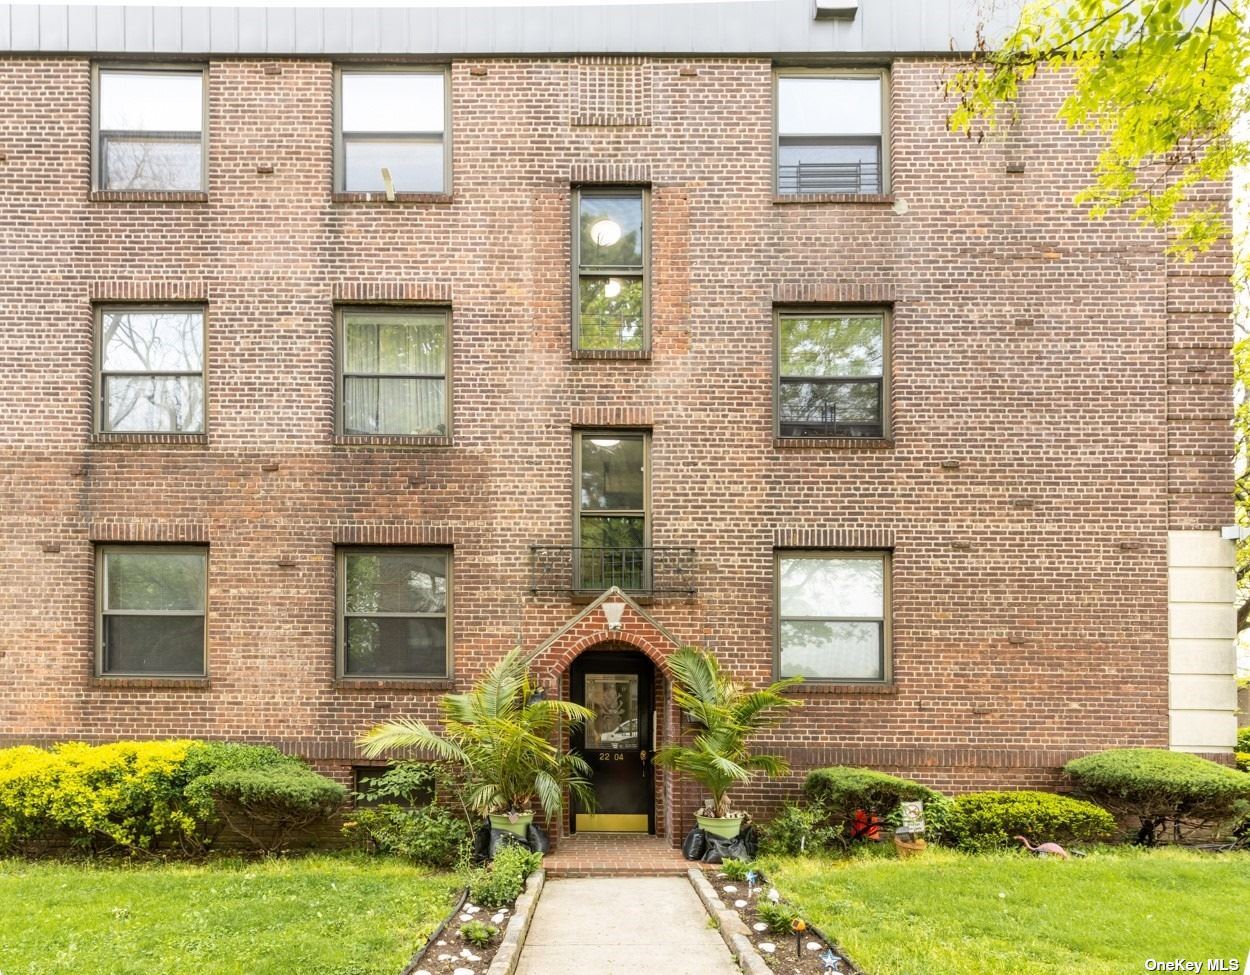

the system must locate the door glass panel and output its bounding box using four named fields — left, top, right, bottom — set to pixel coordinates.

left=584, top=674, right=639, bottom=750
